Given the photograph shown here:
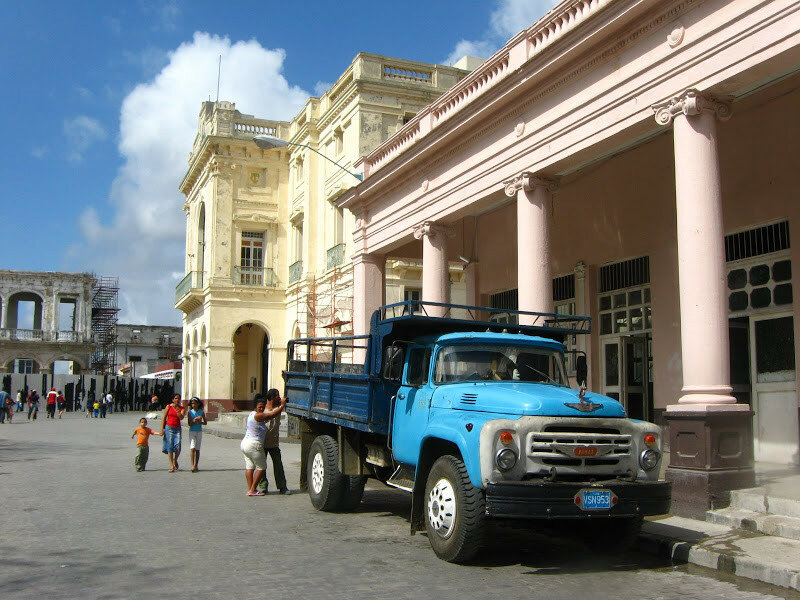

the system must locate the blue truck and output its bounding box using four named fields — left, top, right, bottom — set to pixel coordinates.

left=284, top=301, right=671, bottom=562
